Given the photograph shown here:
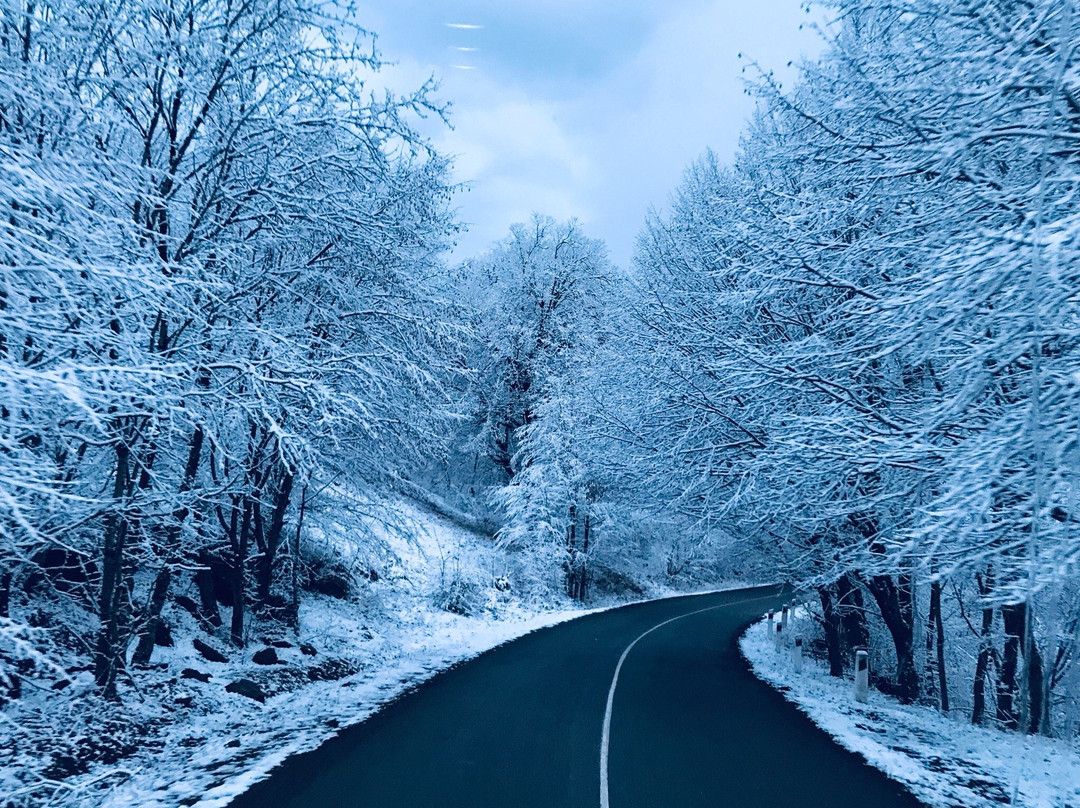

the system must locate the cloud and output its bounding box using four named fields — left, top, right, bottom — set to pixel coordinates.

left=430, top=76, right=595, bottom=257
left=355, top=0, right=823, bottom=267
left=562, top=0, right=822, bottom=265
